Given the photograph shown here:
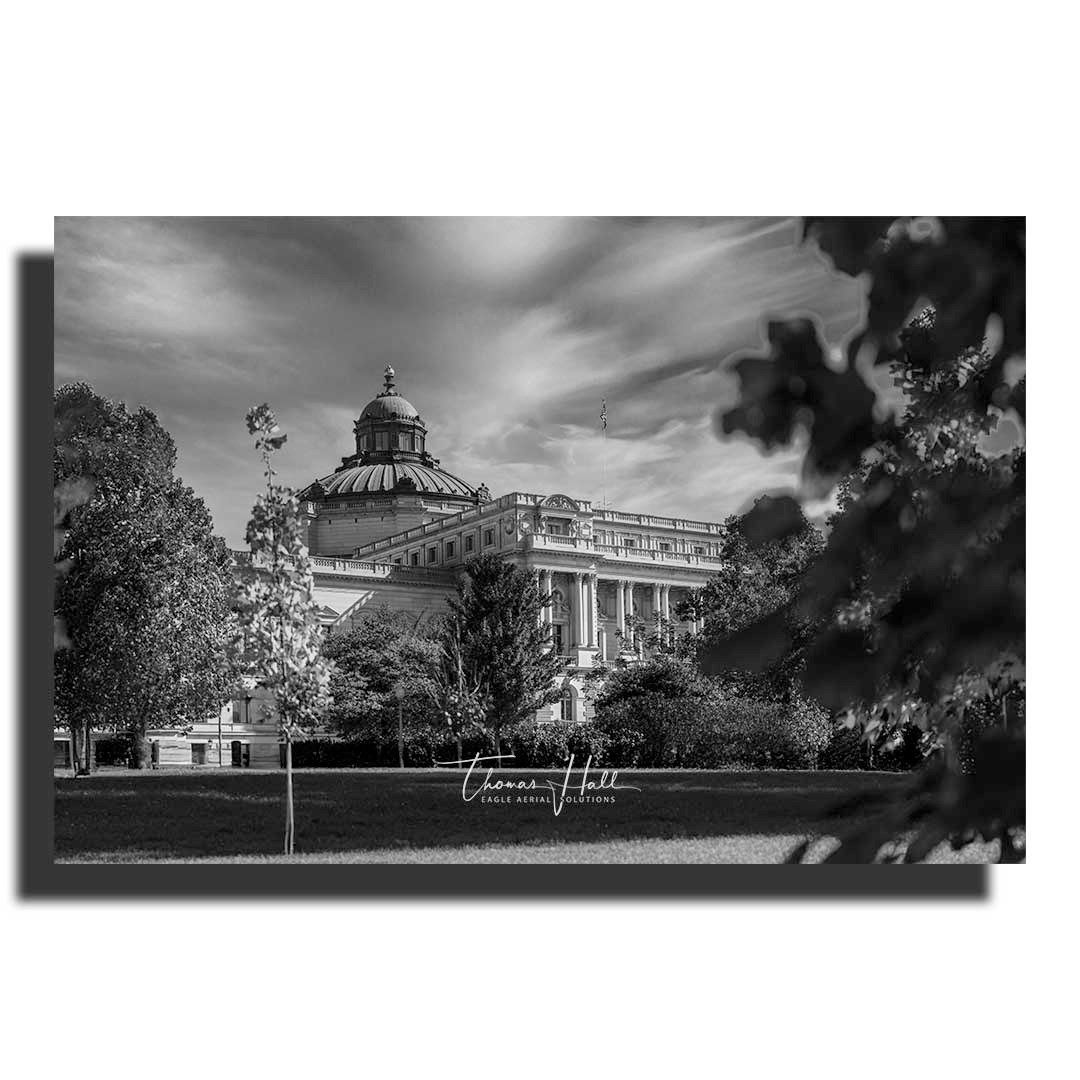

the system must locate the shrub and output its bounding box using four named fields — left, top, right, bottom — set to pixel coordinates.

left=818, top=719, right=929, bottom=771
left=508, top=722, right=570, bottom=768
left=566, top=722, right=610, bottom=766
left=593, top=693, right=723, bottom=767
left=595, top=655, right=716, bottom=708
left=592, top=687, right=831, bottom=769
left=507, top=721, right=611, bottom=768
left=818, top=724, right=868, bottom=770
left=289, top=728, right=499, bottom=768
left=593, top=655, right=724, bottom=767
left=708, top=696, right=831, bottom=770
